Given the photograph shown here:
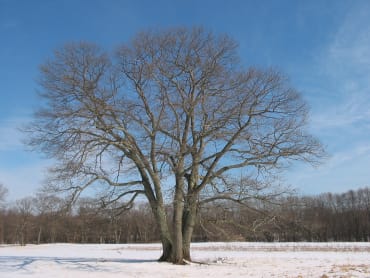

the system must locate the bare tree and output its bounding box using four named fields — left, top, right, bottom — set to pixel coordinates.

left=15, top=197, right=34, bottom=245
left=25, top=27, right=324, bottom=263
left=0, top=184, right=8, bottom=243
left=33, top=193, right=66, bottom=244
left=0, top=184, right=7, bottom=207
